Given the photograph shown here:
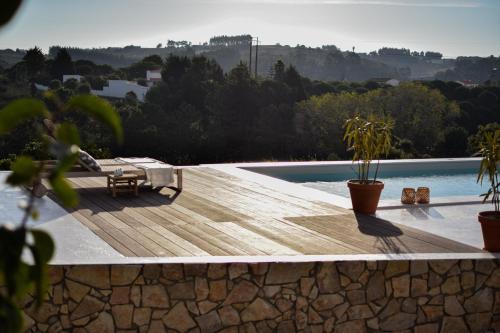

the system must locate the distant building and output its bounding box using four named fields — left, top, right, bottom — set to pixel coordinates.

left=91, top=80, right=150, bottom=102
left=456, top=80, right=479, bottom=88
left=36, top=74, right=155, bottom=102
left=146, top=69, right=162, bottom=84
left=369, top=78, right=400, bottom=86
left=62, top=74, right=83, bottom=82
